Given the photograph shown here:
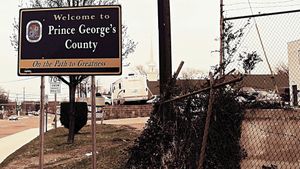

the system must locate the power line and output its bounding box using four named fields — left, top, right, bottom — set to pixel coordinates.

left=0, top=77, right=38, bottom=84
left=225, top=3, right=300, bottom=11
left=247, top=0, right=279, bottom=93
left=226, top=0, right=297, bottom=6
